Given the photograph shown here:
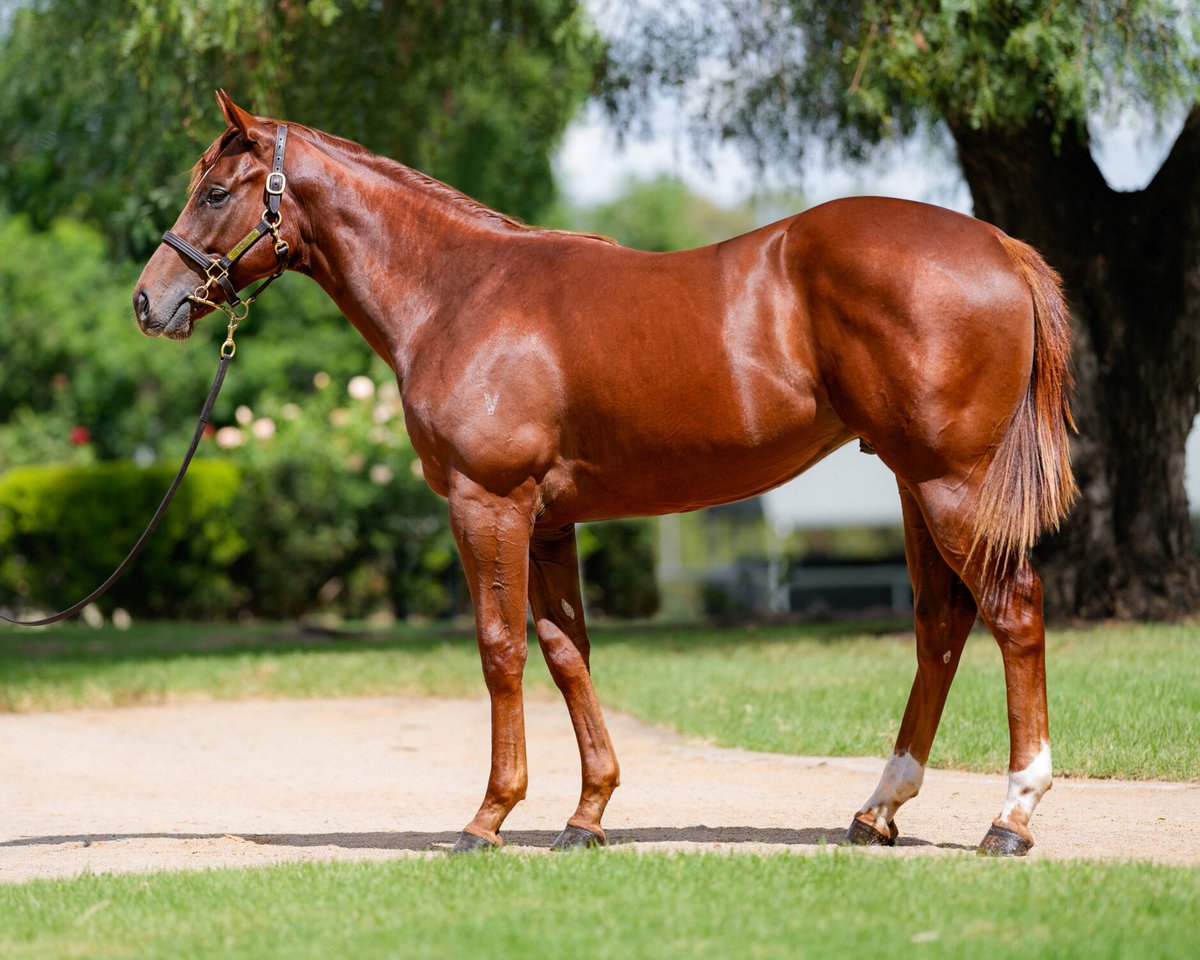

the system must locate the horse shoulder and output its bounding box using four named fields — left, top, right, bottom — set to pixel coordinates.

left=400, top=309, right=568, bottom=499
